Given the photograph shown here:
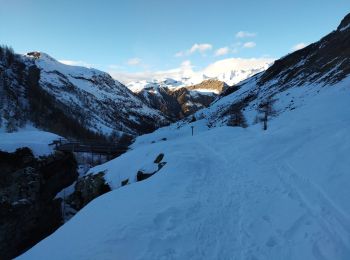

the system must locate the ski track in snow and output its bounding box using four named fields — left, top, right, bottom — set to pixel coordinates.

left=276, top=163, right=350, bottom=259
